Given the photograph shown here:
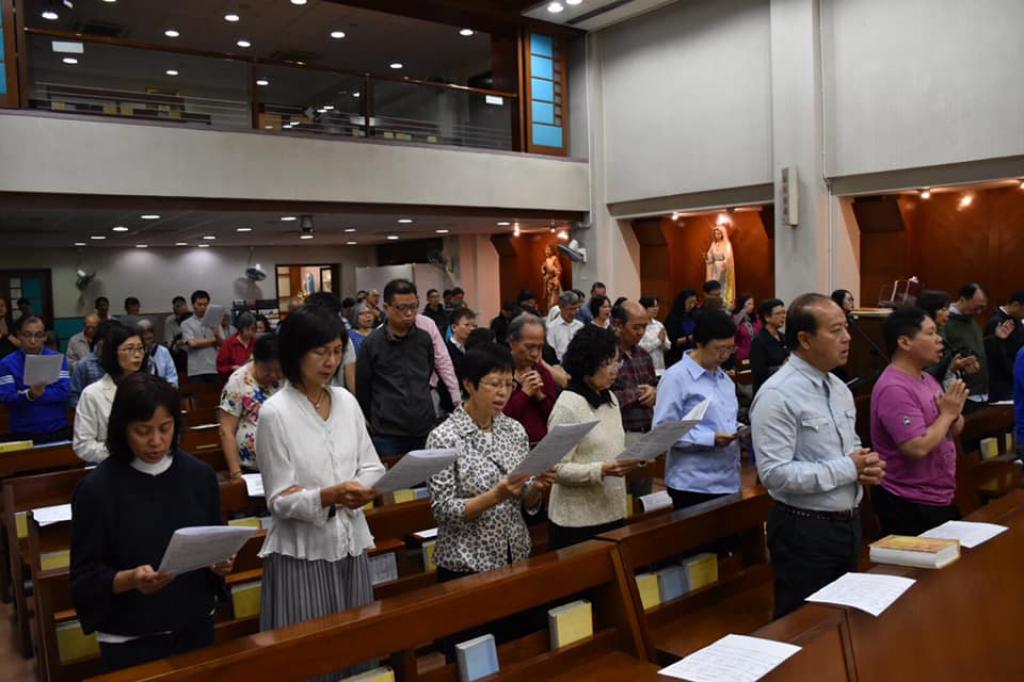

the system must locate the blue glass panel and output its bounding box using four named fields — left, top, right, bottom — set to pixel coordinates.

left=532, top=101, right=554, bottom=124
left=532, top=123, right=563, bottom=148
left=0, top=66, right=6, bottom=96
left=531, top=34, right=553, bottom=58
left=531, top=55, right=553, bottom=80
left=531, top=78, right=553, bottom=102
